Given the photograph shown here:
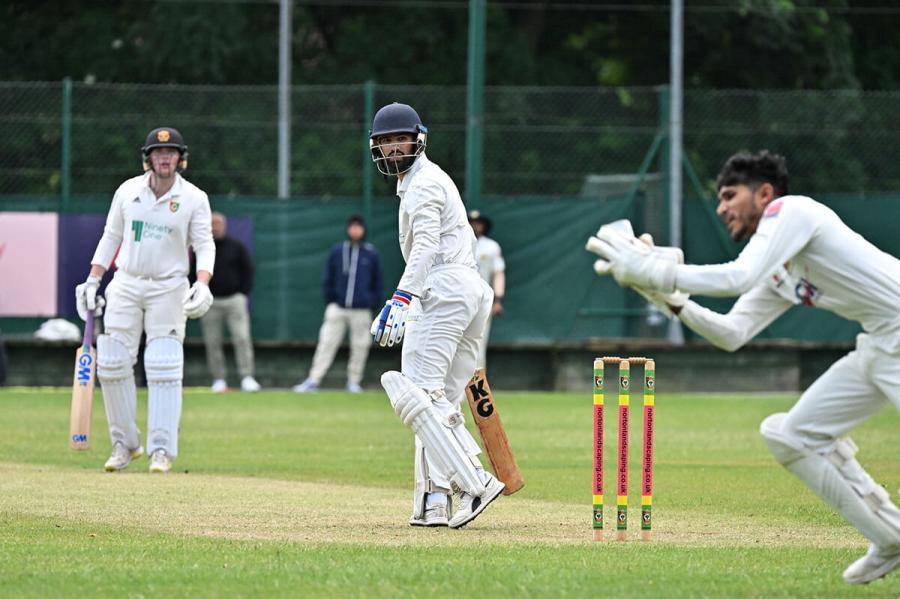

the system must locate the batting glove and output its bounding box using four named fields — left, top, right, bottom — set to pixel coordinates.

left=75, top=275, right=106, bottom=321
left=371, top=290, right=412, bottom=347
left=184, top=281, right=214, bottom=319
